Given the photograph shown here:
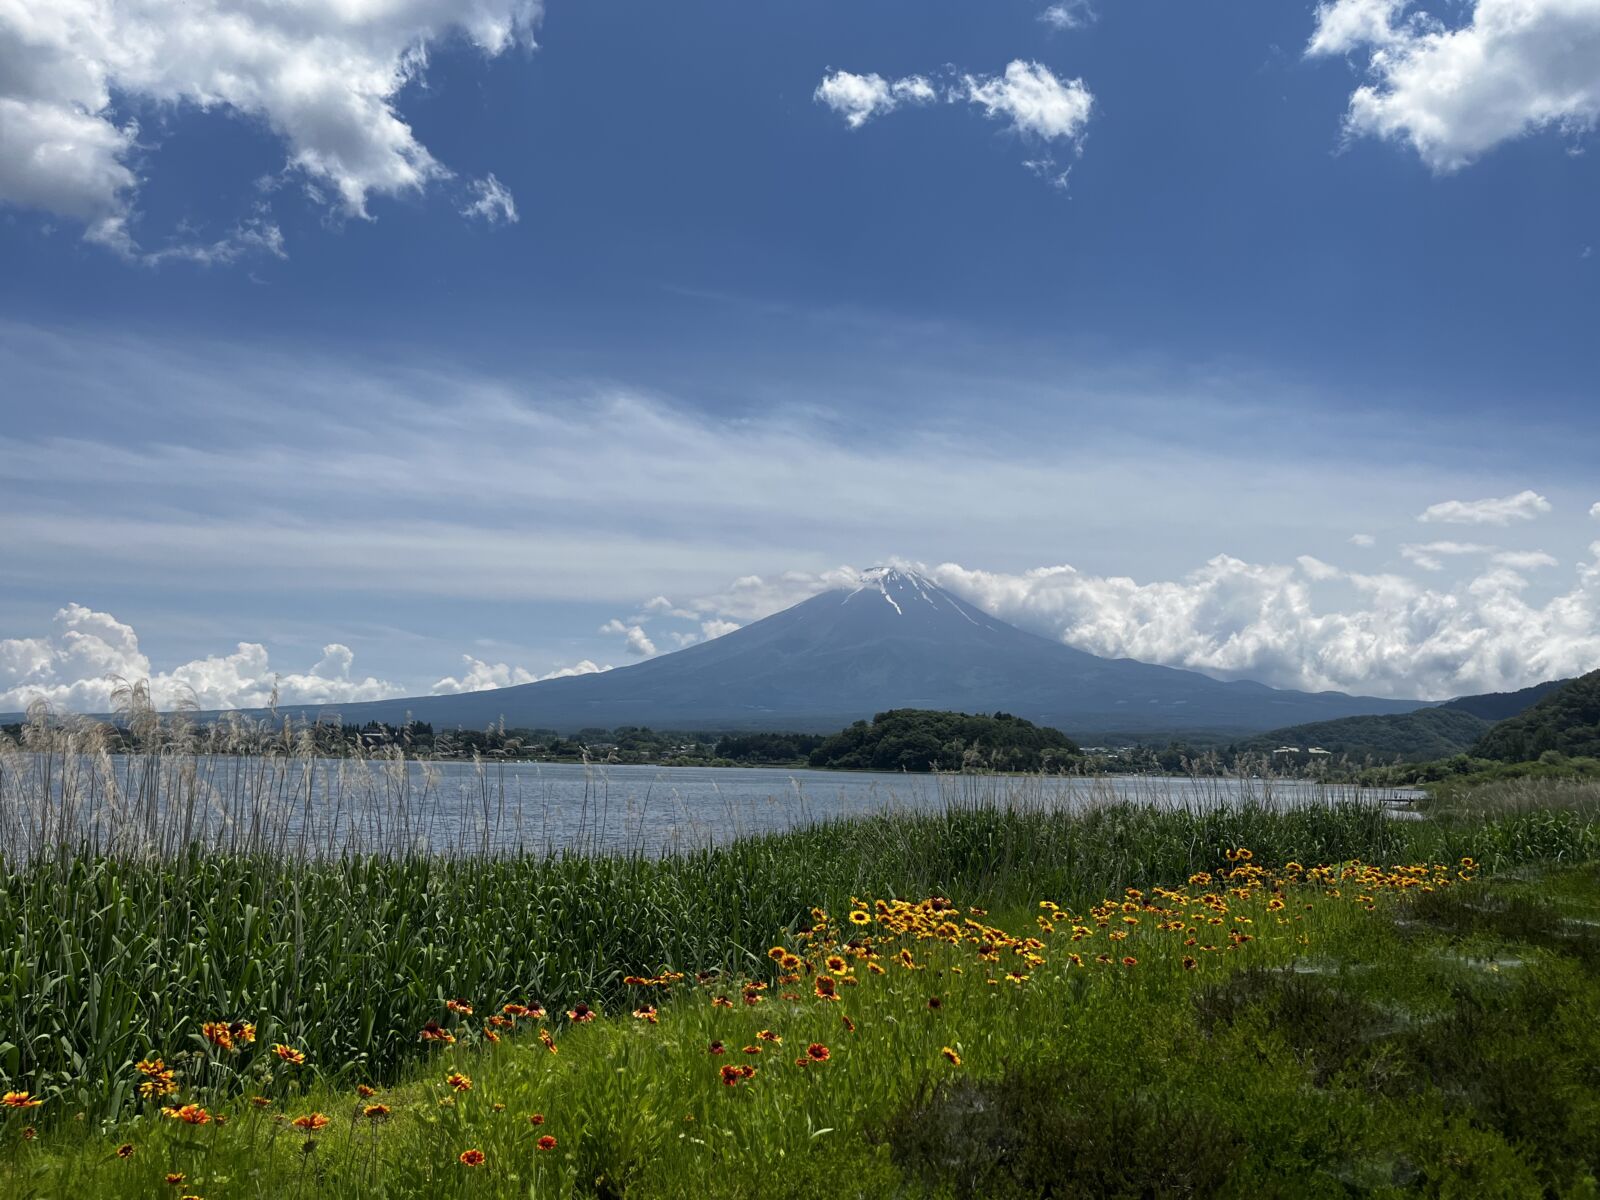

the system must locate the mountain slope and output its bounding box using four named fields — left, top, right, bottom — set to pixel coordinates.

left=1234, top=679, right=1571, bottom=763
left=1473, top=670, right=1600, bottom=762
left=264, top=568, right=1423, bottom=735
left=1233, top=707, right=1490, bottom=763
